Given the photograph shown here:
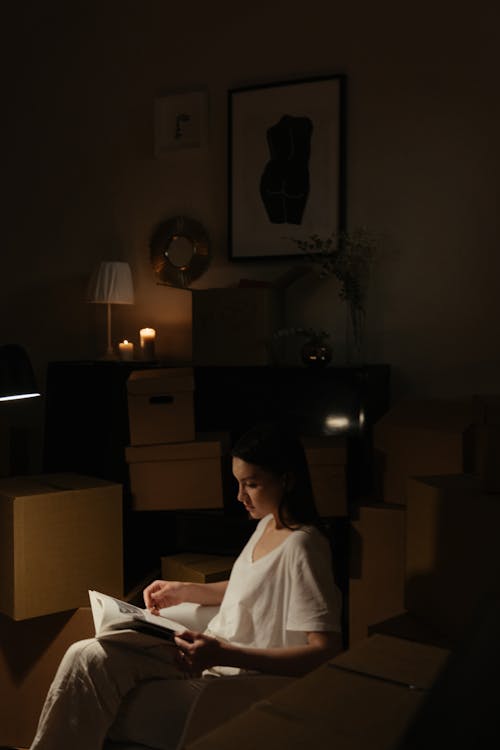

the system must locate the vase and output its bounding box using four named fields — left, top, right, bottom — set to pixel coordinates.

left=301, top=338, right=332, bottom=368
left=345, top=304, right=366, bottom=364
